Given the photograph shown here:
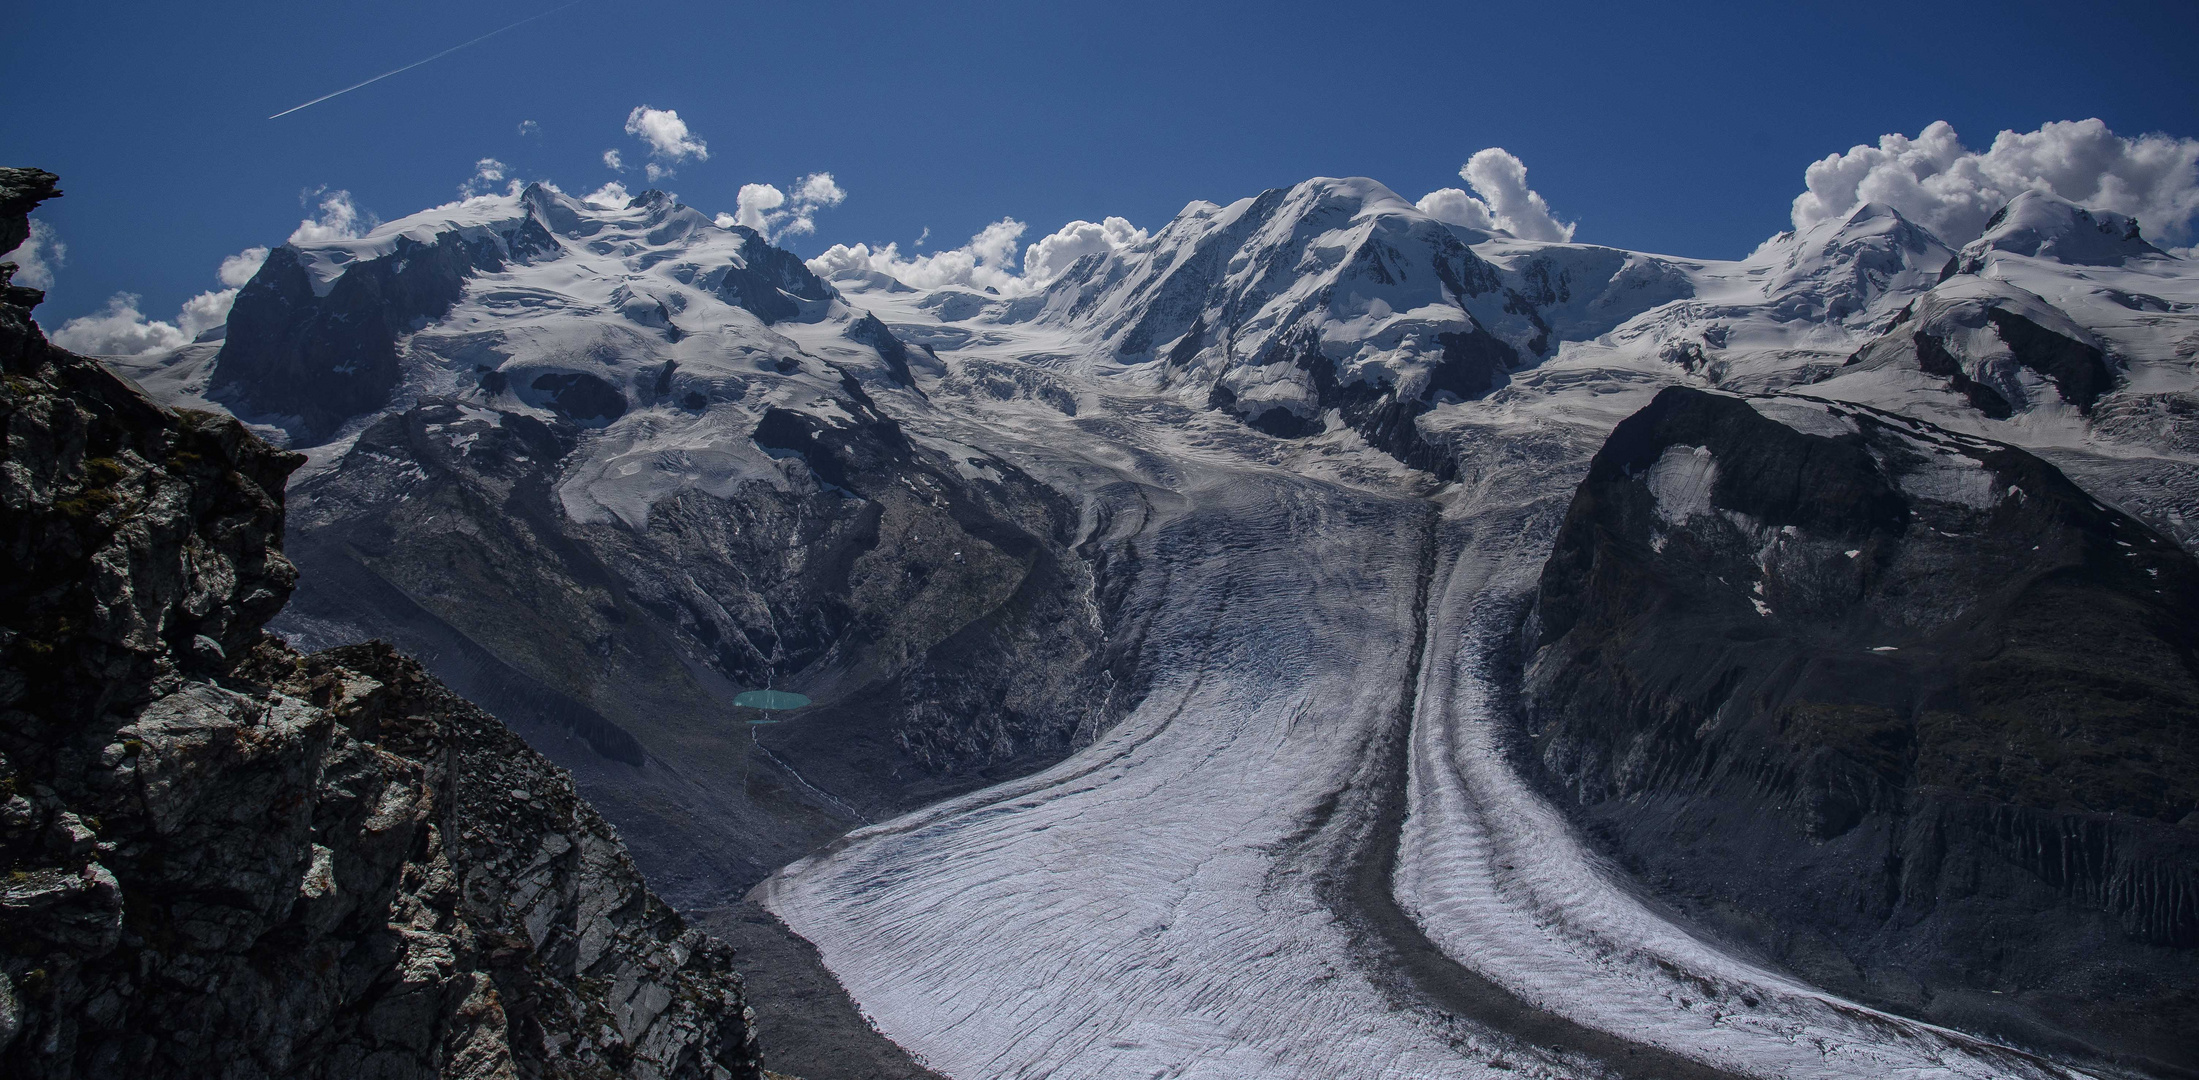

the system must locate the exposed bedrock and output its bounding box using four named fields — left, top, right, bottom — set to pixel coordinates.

left=1521, top=385, right=2199, bottom=1075
left=214, top=233, right=514, bottom=444
left=1, top=180, right=761, bottom=1079
left=273, top=373, right=1136, bottom=905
